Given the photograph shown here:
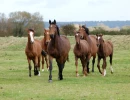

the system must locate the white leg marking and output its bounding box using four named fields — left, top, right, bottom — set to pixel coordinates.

left=110, top=66, right=113, bottom=73
left=104, top=69, right=106, bottom=76
left=38, top=71, right=40, bottom=76
left=42, top=69, right=44, bottom=72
